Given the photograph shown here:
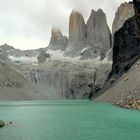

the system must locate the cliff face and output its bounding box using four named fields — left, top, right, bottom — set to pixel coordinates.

left=69, top=10, right=86, bottom=42
left=112, top=2, right=140, bottom=77
left=112, top=2, right=135, bottom=35
left=87, top=9, right=111, bottom=60
left=64, top=10, right=86, bottom=57
left=64, top=9, right=111, bottom=59
left=21, top=60, right=111, bottom=99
